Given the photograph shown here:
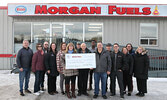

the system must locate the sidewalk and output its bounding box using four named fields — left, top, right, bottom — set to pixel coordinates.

left=0, top=70, right=167, bottom=100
